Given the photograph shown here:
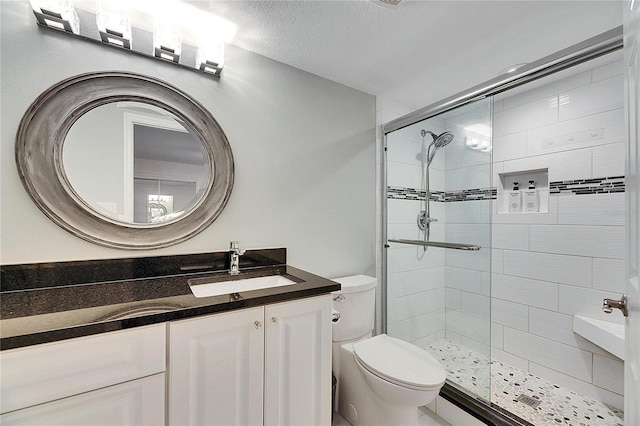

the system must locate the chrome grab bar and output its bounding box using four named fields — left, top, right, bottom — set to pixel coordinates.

left=388, top=239, right=481, bottom=251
